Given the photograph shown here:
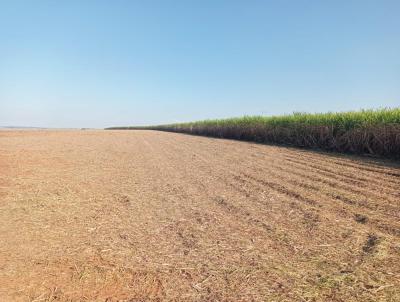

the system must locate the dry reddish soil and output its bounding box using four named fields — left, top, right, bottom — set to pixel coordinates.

left=0, top=130, right=399, bottom=302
